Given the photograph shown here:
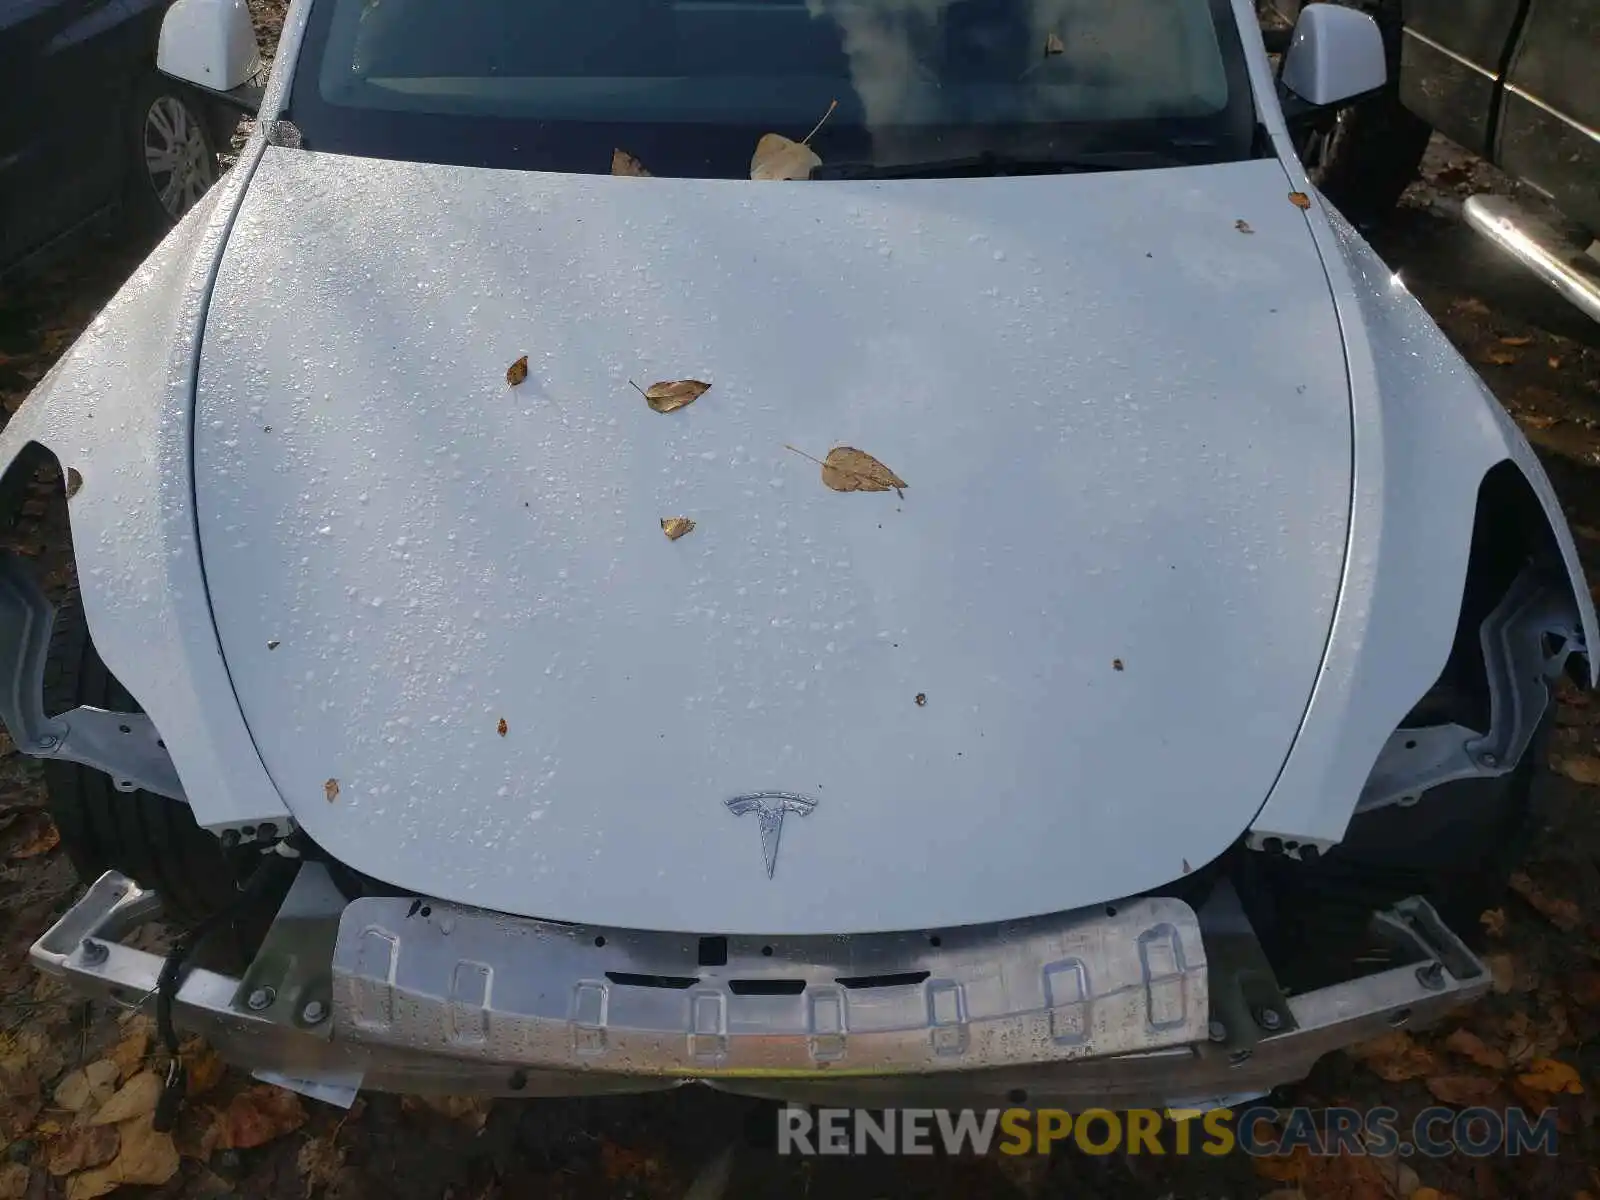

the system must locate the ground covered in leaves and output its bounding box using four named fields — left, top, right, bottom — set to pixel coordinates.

left=7, top=16, right=1600, bottom=1196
